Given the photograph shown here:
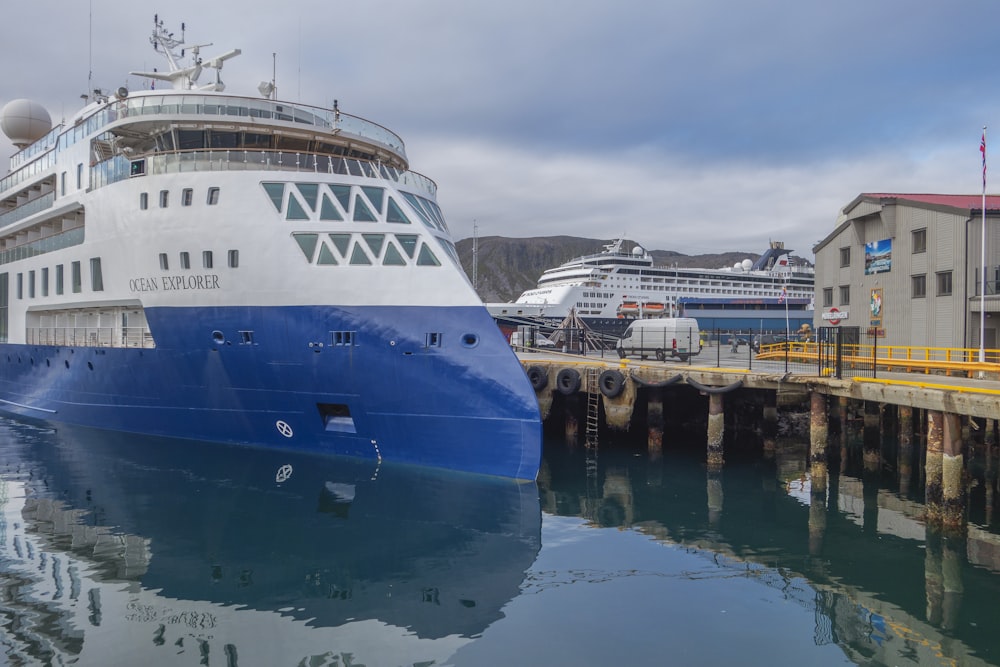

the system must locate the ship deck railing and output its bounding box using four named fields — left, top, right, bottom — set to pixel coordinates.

left=26, top=326, right=155, bottom=349
left=94, top=149, right=438, bottom=199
